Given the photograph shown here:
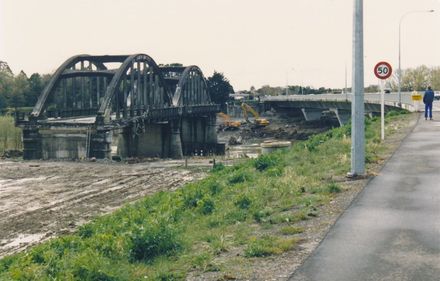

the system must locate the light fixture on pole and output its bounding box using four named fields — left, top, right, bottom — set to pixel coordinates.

left=398, top=9, right=434, bottom=106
